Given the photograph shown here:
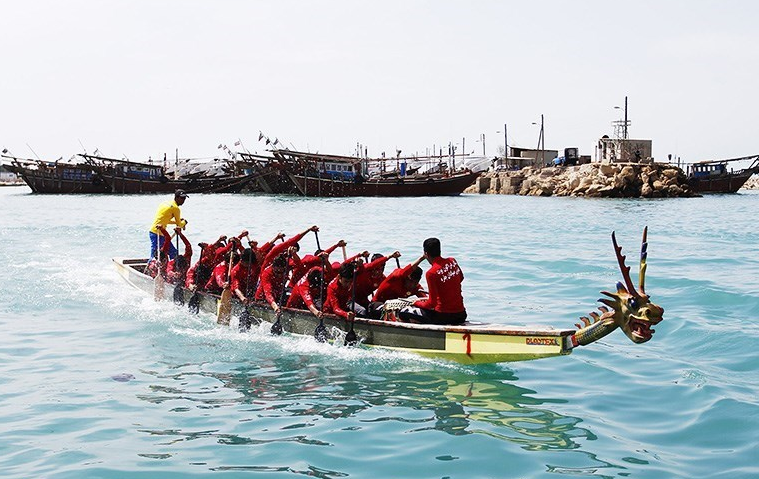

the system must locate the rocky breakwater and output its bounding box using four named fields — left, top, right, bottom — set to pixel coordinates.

left=466, top=162, right=695, bottom=198
left=742, top=175, right=759, bottom=190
